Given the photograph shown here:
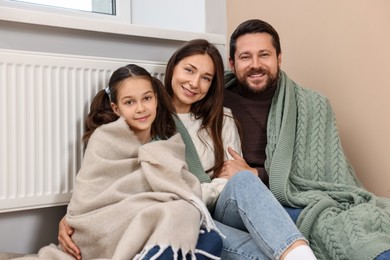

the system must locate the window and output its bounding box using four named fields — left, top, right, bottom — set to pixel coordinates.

left=0, top=0, right=225, bottom=43
left=11, top=0, right=115, bottom=15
